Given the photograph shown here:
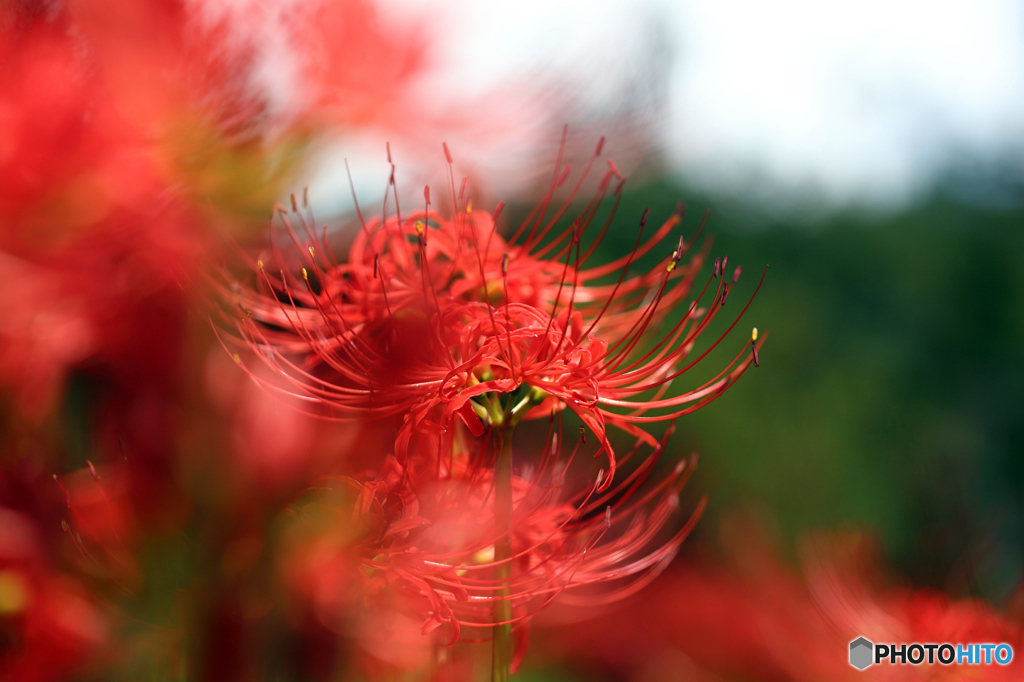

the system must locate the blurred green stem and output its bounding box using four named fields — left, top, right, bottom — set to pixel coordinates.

left=491, top=424, right=513, bottom=682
